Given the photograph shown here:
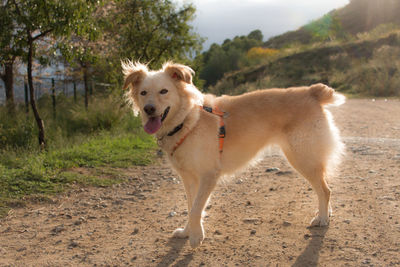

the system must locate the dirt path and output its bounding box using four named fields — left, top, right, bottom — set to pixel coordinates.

left=1, top=99, right=400, bottom=266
